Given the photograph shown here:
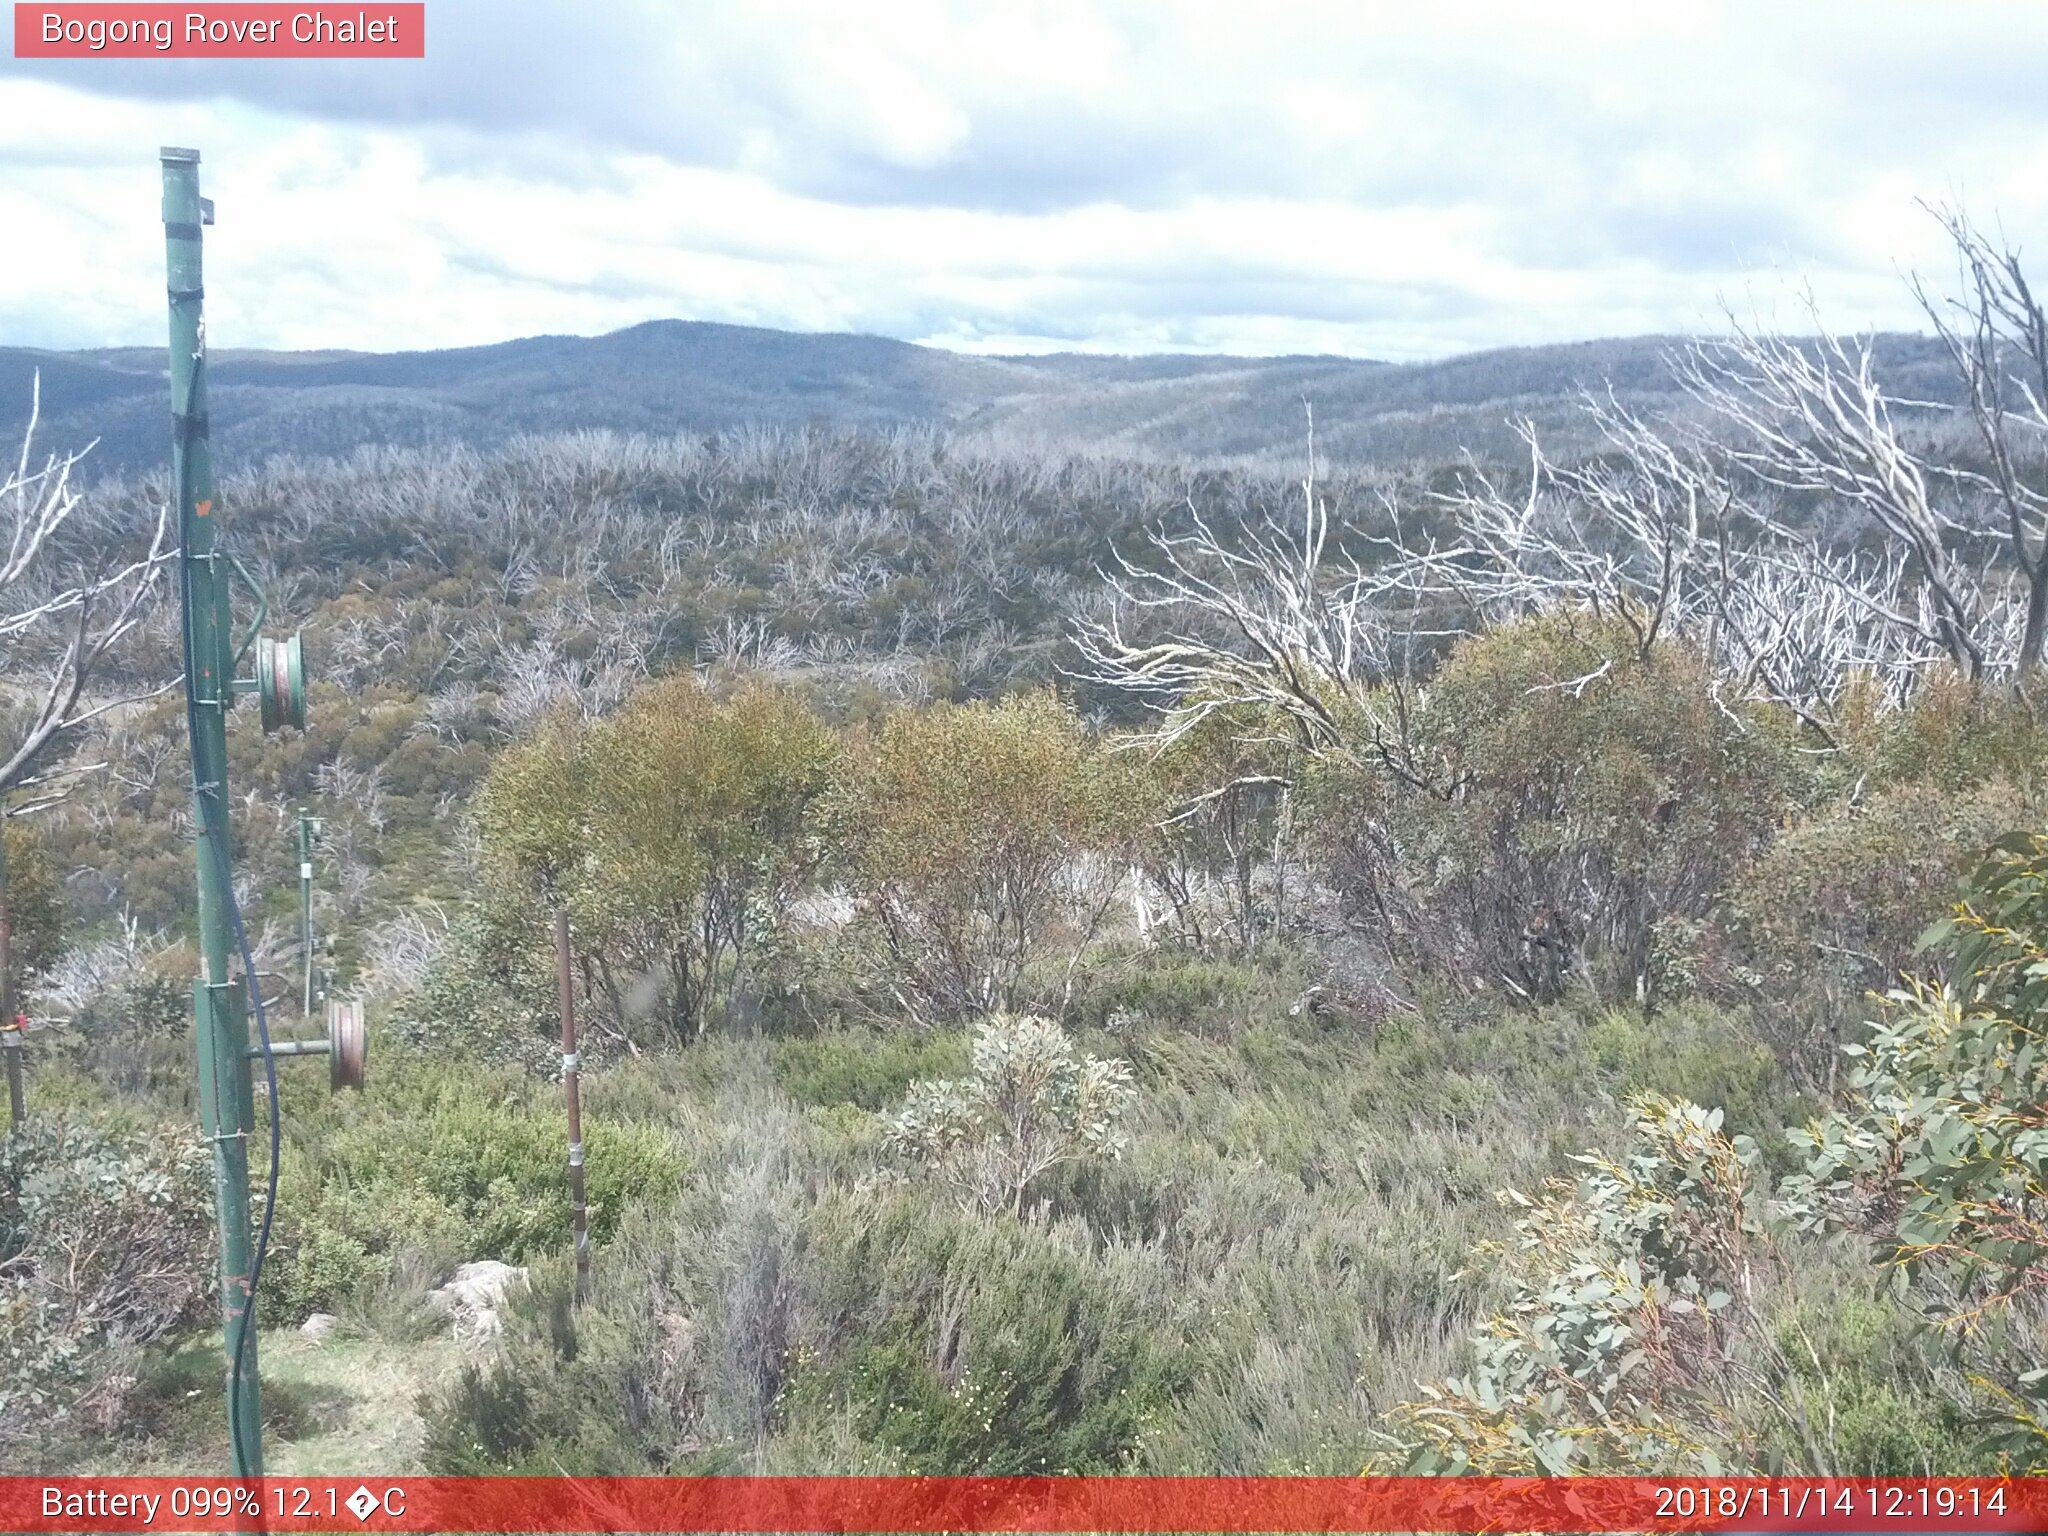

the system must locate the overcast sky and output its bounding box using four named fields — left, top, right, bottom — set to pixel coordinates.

left=5, top=1, right=2048, bottom=359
